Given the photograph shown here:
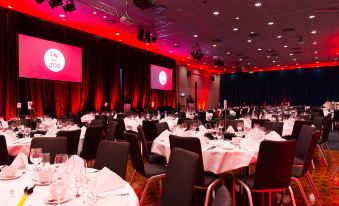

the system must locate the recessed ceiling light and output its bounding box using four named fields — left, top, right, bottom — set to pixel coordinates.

left=267, top=55, right=270, bottom=58
left=212, top=44, right=217, bottom=47
left=233, top=28, right=238, bottom=31
left=235, top=17, right=240, bottom=20
left=293, top=59, right=297, bottom=61
left=193, top=34, right=198, bottom=38
left=248, top=62, right=251, bottom=65
left=289, top=53, right=293, bottom=56
left=309, top=15, right=315, bottom=19
left=257, top=48, right=262, bottom=51
left=247, top=39, right=252, bottom=43
left=255, top=2, right=262, bottom=7
left=314, top=51, right=318, bottom=54
left=239, top=58, right=243, bottom=61
left=311, top=30, right=317, bottom=34
left=284, top=45, right=288, bottom=48
left=250, top=31, right=255, bottom=34
left=93, top=11, right=97, bottom=15
left=174, top=43, right=178, bottom=46
left=277, top=35, right=282, bottom=39
left=8, top=6, right=12, bottom=9
left=313, top=42, right=317, bottom=45
left=59, top=14, right=65, bottom=18
left=315, top=56, right=318, bottom=59
left=268, top=21, right=274, bottom=25
left=115, top=32, right=120, bottom=36
left=226, top=51, right=231, bottom=55
left=213, top=11, right=220, bottom=15
left=103, top=16, right=107, bottom=19
left=272, top=60, right=276, bottom=63
left=277, top=64, right=281, bottom=67
left=316, top=61, right=319, bottom=64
